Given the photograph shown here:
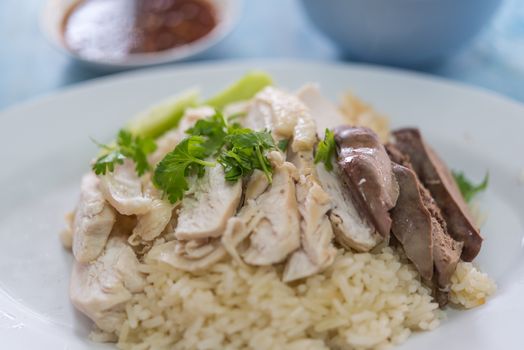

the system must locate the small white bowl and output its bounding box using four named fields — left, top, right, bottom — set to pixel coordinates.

left=41, top=0, right=241, bottom=71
